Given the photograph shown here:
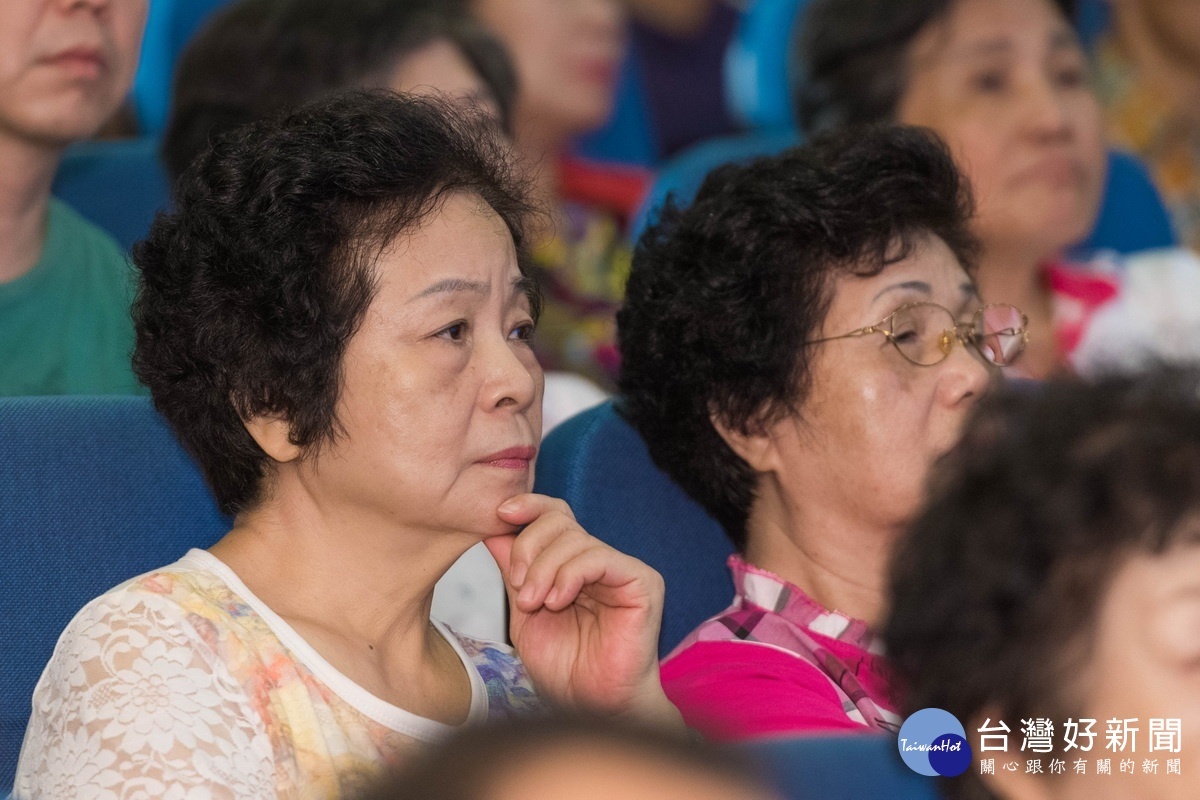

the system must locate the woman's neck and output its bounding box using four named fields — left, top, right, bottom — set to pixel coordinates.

left=209, top=474, right=481, bottom=722
left=0, top=134, right=59, bottom=284
left=975, top=244, right=1061, bottom=379
left=742, top=491, right=895, bottom=630
left=210, top=478, right=478, bottom=660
